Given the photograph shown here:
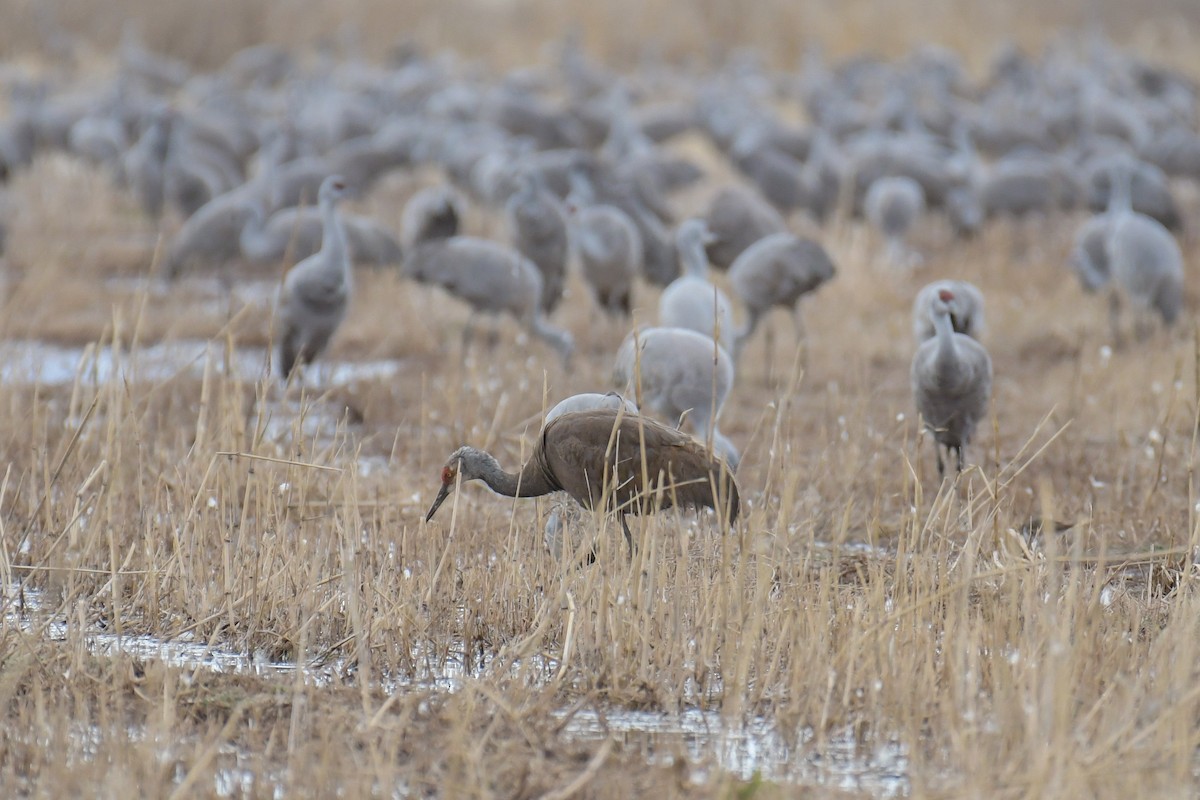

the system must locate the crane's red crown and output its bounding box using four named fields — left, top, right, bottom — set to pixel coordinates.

left=441, top=465, right=455, bottom=484
left=937, top=288, right=955, bottom=303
